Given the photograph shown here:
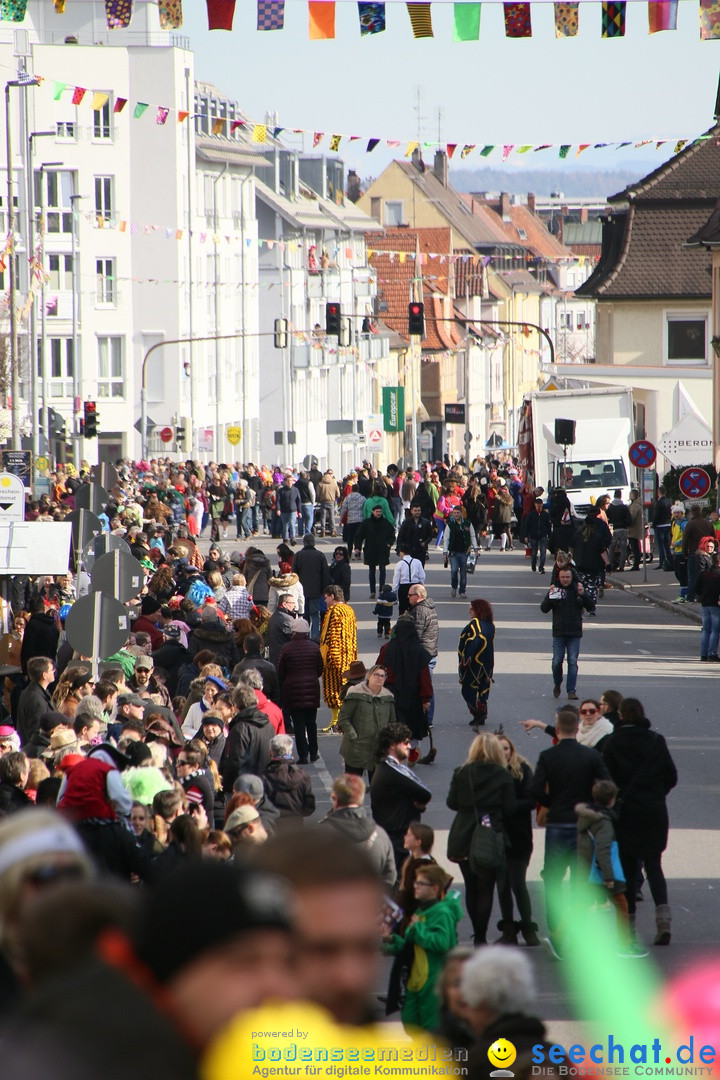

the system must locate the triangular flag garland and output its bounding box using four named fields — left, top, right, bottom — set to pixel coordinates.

left=601, top=0, right=626, bottom=35
left=554, top=2, right=579, bottom=35
left=453, top=2, right=480, bottom=40
left=156, top=107, right=170, bottom=125
left=407, top=2, right=433, bottom=37
left=133, top=102, right=149, bottom=119
left=1, top=0, right=28, bottom=20
left=358, top=2, right=386, bottom=35
left=308, top=1, right=336, bottom=38
left=71, top=87, right=87, bottom=106
left=92, top=92, right=110, bottom=112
